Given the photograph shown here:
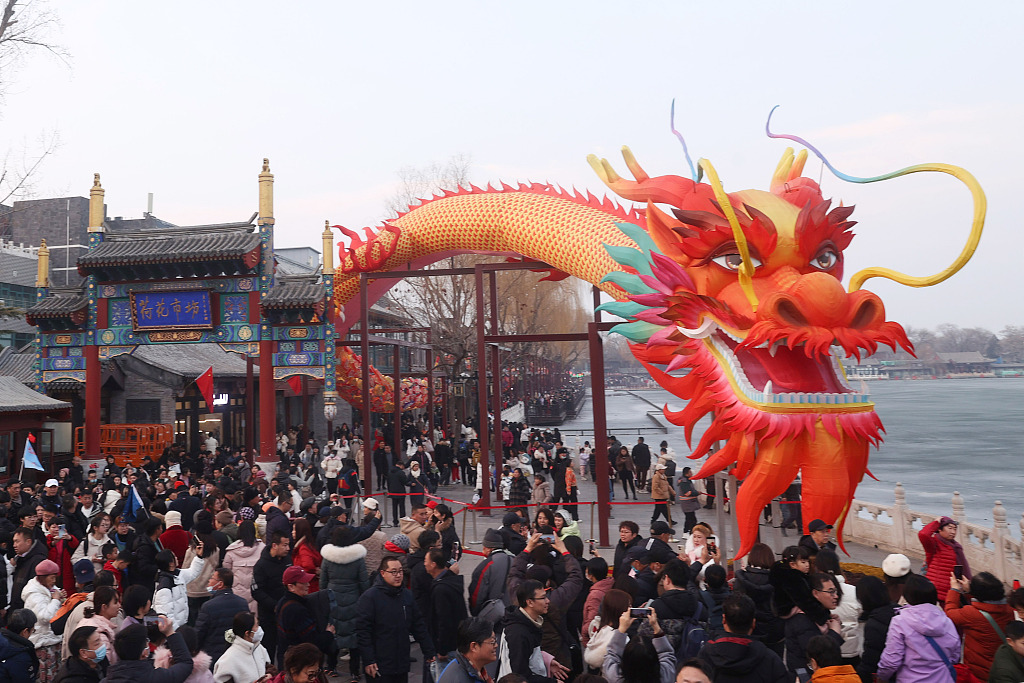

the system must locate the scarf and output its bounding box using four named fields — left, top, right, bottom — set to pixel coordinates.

left=938, top=535, right=971, bottom=578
